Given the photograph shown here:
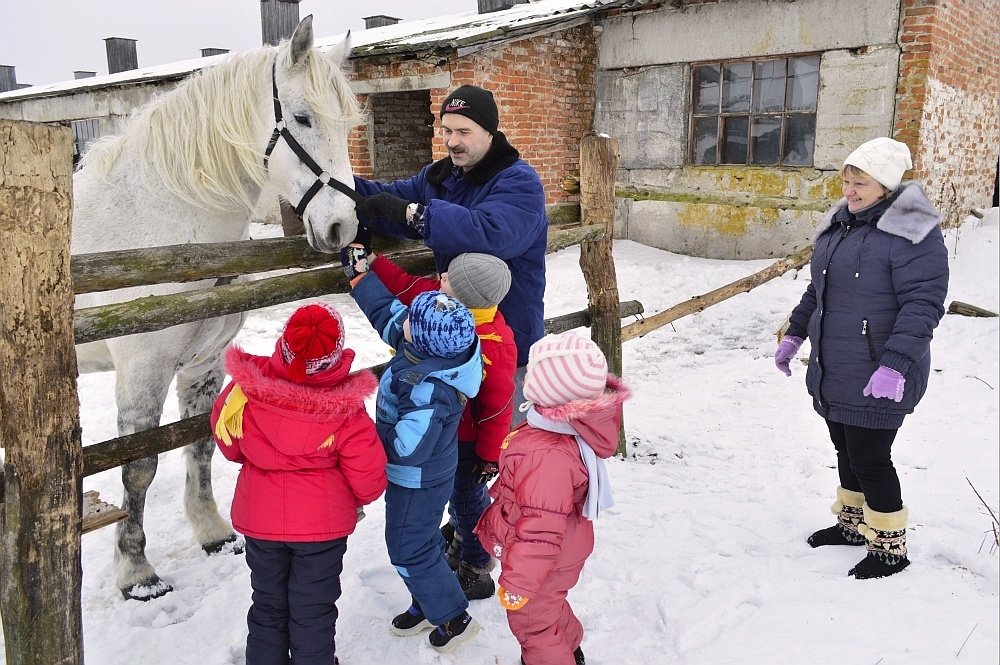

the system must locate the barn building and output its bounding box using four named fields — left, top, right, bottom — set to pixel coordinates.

left=1, top=0, right=996, bottom=259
